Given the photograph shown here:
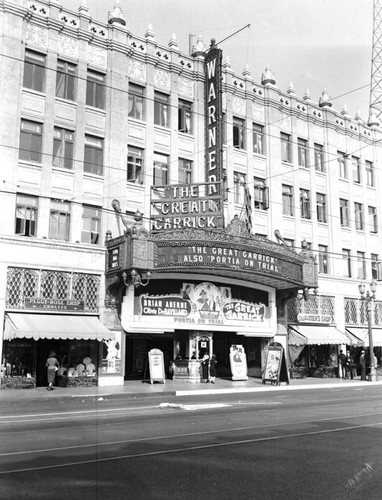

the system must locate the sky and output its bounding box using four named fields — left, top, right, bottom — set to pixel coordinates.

left=64, top=0, right=374, bottom=119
